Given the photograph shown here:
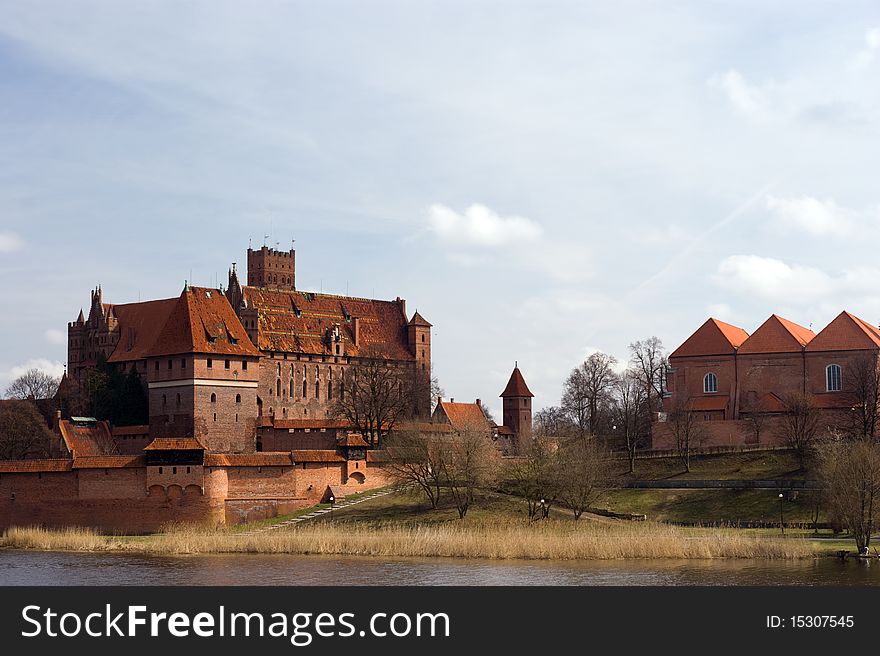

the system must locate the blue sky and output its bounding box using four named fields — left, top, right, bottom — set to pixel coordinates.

left=2, top=1, right=880, bottom=418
